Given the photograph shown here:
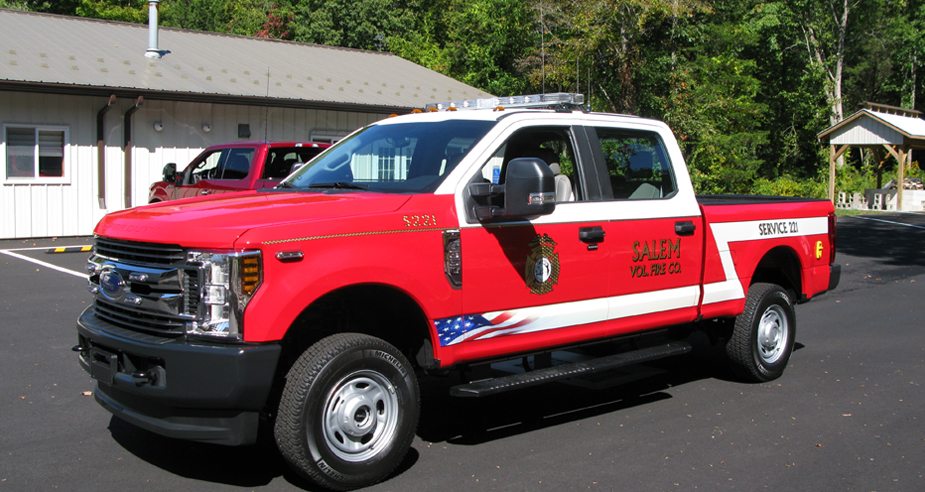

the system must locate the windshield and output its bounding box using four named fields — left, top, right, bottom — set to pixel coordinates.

left=282, top=120, right=496, bottom=193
